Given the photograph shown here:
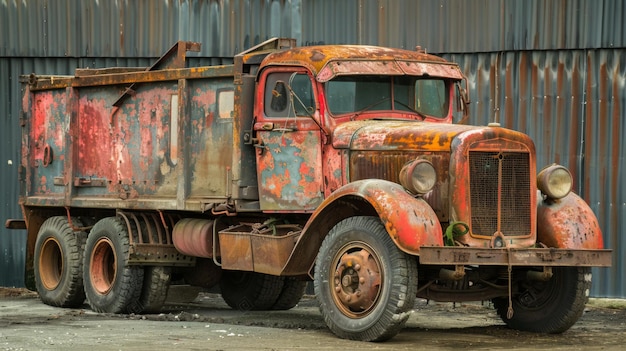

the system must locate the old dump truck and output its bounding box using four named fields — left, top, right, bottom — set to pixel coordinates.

left=6, top=38, right=611, bottom=341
